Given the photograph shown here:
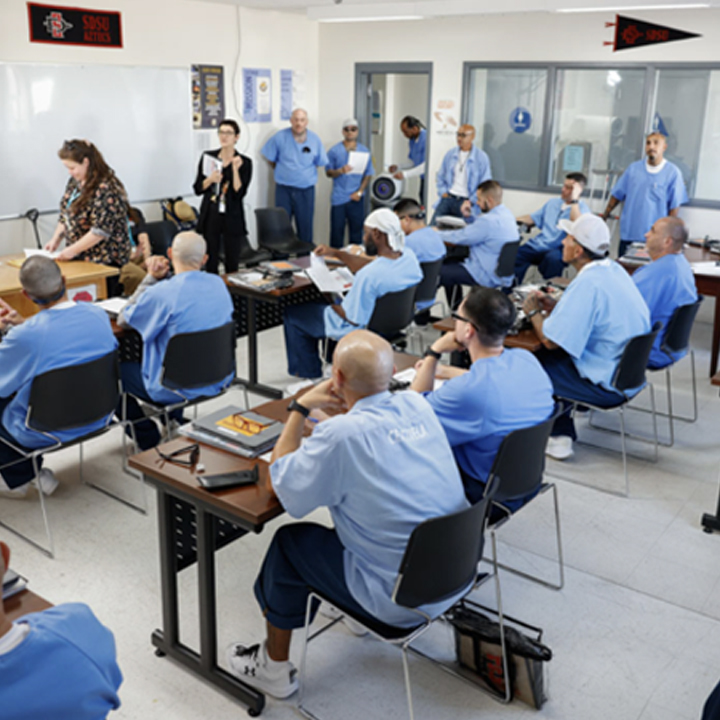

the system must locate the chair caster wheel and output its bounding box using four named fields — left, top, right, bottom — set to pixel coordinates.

left=155, top=648, right=167, bottom=657
left=248, top=709, right=261, bottom=717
